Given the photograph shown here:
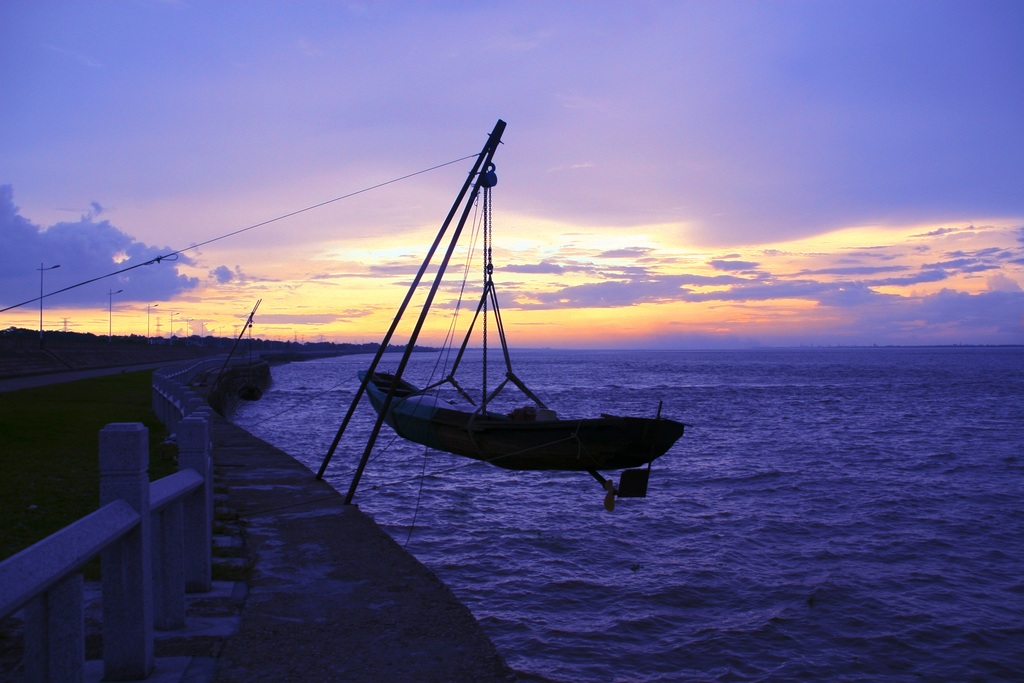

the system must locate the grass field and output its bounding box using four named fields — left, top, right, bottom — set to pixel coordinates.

left=0, top=370, right=178, bottom=562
